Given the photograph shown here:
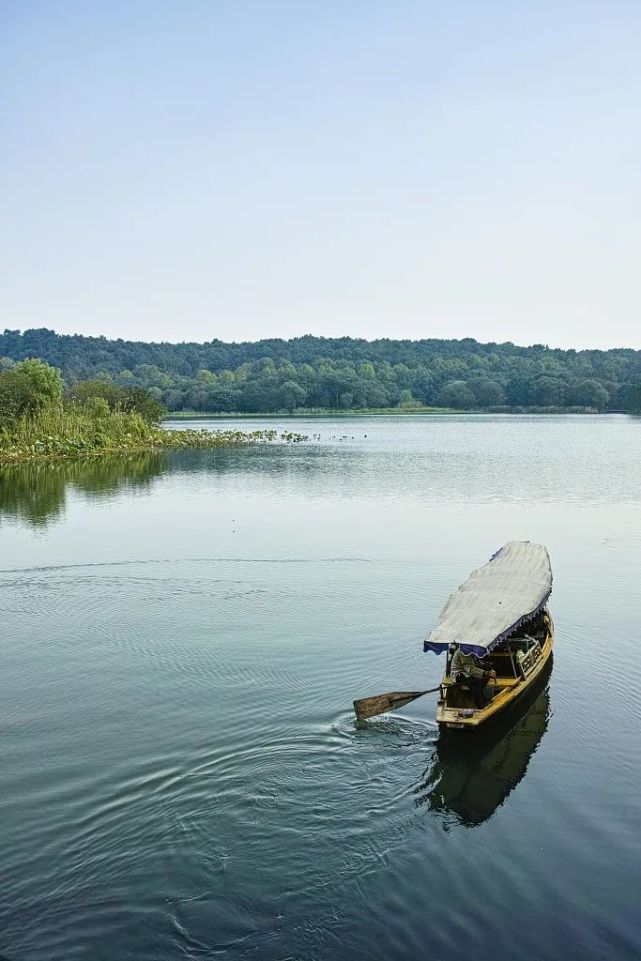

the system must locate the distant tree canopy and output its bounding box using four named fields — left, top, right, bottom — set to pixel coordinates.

left=1, top=328, right=641, bottom=414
